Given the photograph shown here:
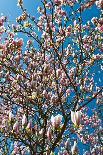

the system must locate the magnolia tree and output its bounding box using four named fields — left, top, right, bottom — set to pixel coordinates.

left=0, top=0, right=103, bottom=154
